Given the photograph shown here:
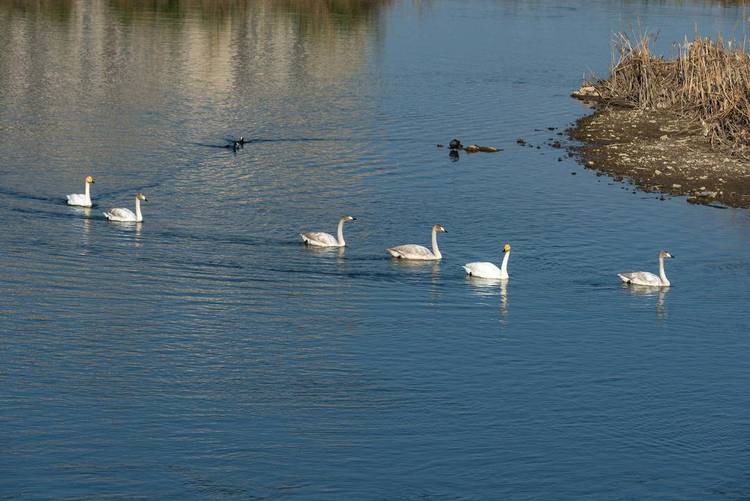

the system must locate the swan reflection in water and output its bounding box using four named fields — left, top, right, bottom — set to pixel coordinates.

left=389, top=259, right=442, bottom=303
left=107, top=219, right=144, bottom=248
left=71, top=207, right=93, bottom=255
left=467, top=276, right=509, bottom=318
left=303, top=244, right=347, bottom=267
left=133, top=222, right=143, bottom=247
left=302, top=244, right=345, bottom=256
left=622, top=284, right=669, bottom=320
